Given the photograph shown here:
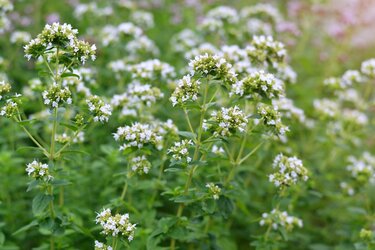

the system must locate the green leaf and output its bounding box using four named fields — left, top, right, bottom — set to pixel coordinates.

left=217, top=196, right=234, bottom=219
left=0, top=231, right=5, bottom=245
left=32, top=194, right=53, bottom=215
left=17, top=119, right=37, bottom=126
left=61, top=72, right=80, bottom=79
left=59, top=122, right=78, bottom=131
left=26, top=180, right=40, bottom=192
left=177, top=131, right=196, bottom=139
left=12, top=220, right=38, bottom=236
